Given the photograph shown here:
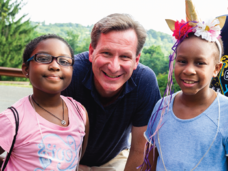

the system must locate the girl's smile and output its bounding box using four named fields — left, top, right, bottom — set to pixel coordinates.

left=175, top=36, right=221, bottom=96
left=43, top=74, right=63, bottom=81
left=26, top=38, right=73, bottom=95
left=181, top=79, right=198, bottom=88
